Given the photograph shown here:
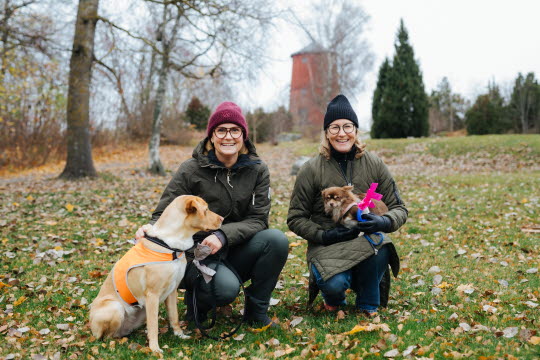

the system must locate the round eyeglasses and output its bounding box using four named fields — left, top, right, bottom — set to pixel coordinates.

left=327, top=123, right=356, bottom=135
left=214, top=127, right=243, bottom=139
